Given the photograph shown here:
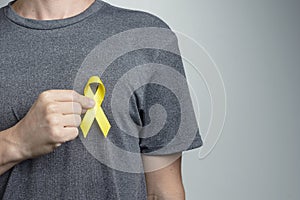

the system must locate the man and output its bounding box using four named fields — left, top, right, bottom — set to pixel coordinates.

left=0, top=0, right=202, bottom=199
